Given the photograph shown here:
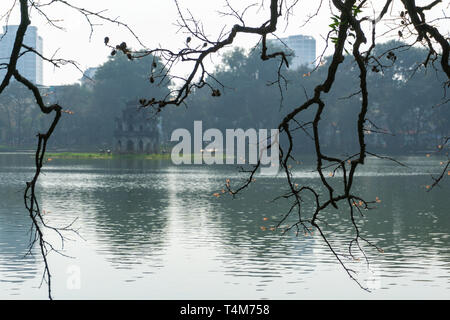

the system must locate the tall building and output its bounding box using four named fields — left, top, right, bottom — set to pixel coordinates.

left=80, top=67, right=97, bottom=87
left=271, top=34, right=316, bottom=69
left=0, top=25, right=43, bottom=85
